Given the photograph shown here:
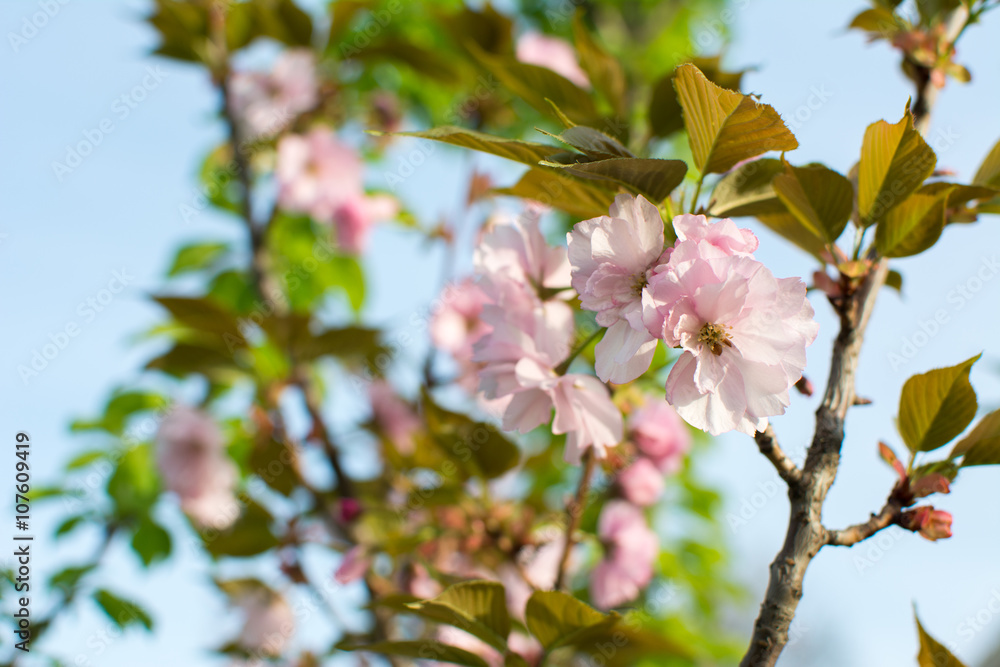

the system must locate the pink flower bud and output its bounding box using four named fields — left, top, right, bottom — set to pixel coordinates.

left=901, top=506, right=953, bottom=541
left=618, top=458, right=665, bottom=506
